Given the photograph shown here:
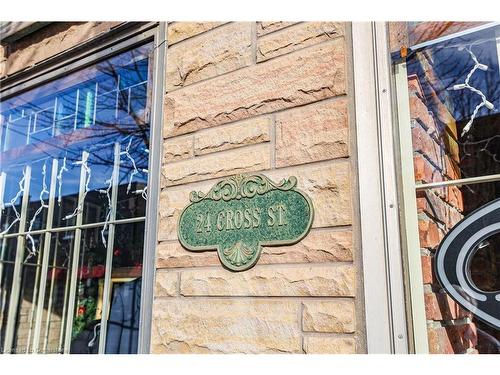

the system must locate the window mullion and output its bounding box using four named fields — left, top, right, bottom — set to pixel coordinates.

left=42, top=238, right=60, bottom=353
left=3, top=164, right=32, bottom=353
left=31, top=158, right=58, bottom=353
left=62, top=150, right=88, bottom=353
left=1, top=216, right=145, bottom=239
left=394, top=61, right=430, bottom=353
left=98, top=142, right=121, bottom=354
left=0, top=171, right=6, bottom=221
left=57, top=251, right=71, bottom=352
left=415, top=173, right=500, bottom=190
left=25, top=244, right=42, bottom=353
left=0, top=171, right=8, bottom=340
